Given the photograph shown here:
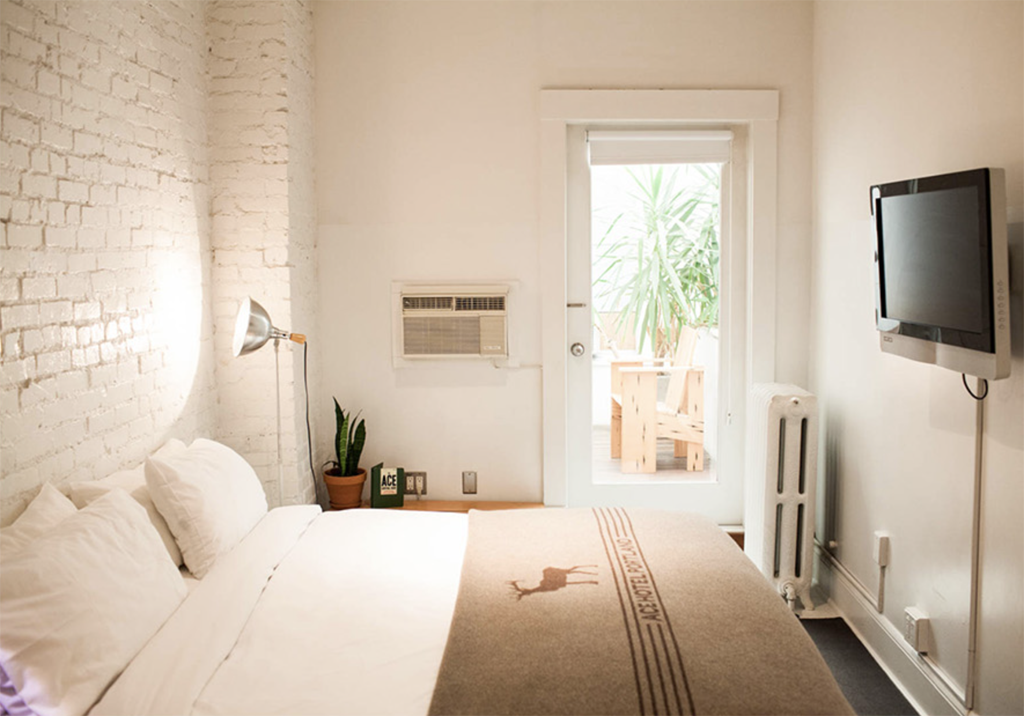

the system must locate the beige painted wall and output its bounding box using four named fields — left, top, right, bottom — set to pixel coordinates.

left=313, top=0, right=814, bottom=501
left=811, top=2, right=1023, bottom=712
